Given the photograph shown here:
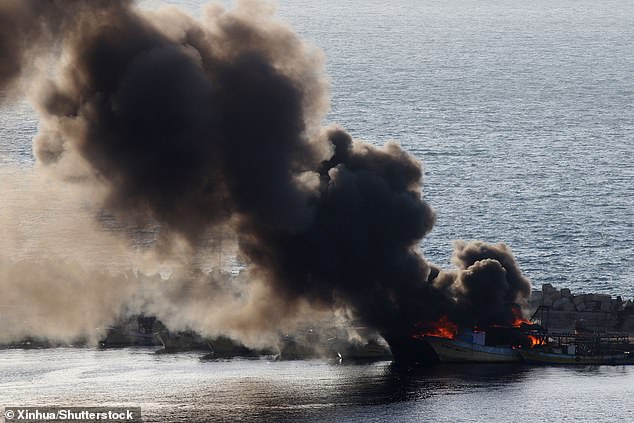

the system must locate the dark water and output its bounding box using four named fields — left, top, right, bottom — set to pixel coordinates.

left=2, top=348, right=634, bottom=422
